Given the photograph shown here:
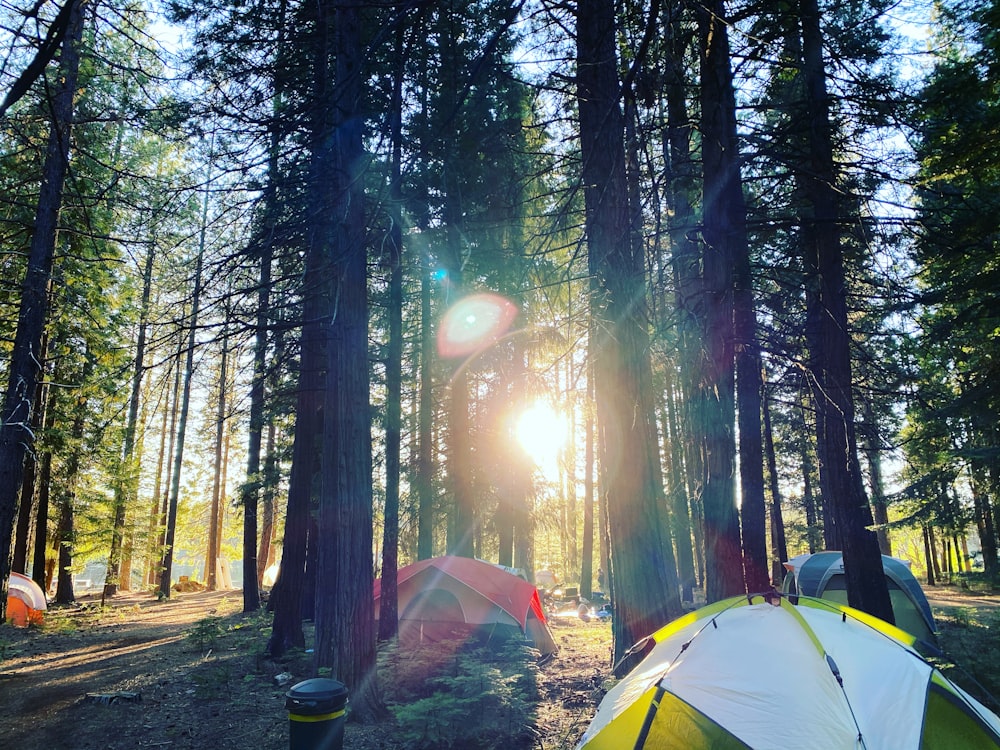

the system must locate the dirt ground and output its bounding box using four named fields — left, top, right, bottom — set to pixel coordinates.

left=0, top=583, right=996, bottom=750
left=0, top=589, right=613, bottom=750
left=922, top=583, right=1000, bottom=615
